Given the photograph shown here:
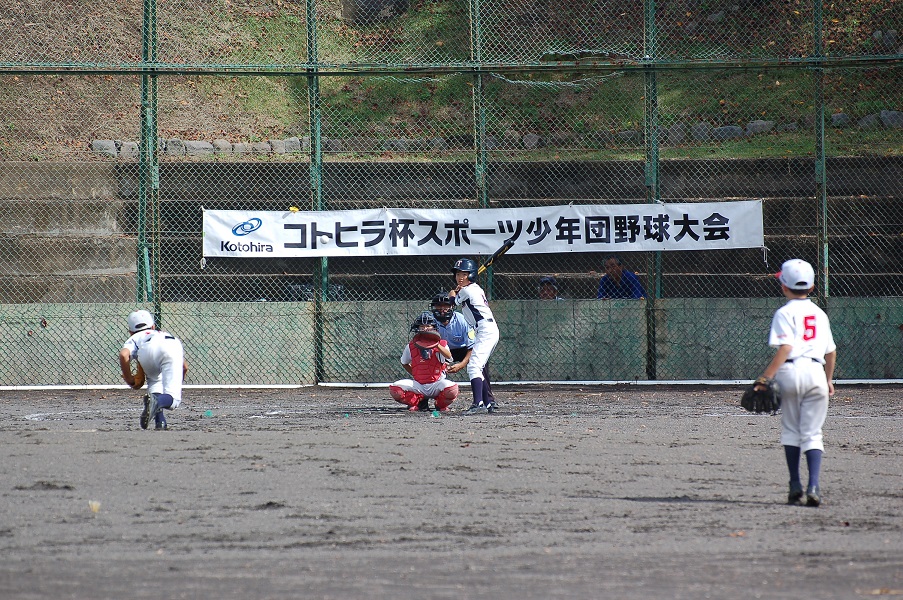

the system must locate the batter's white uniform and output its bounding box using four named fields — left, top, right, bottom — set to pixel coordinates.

left=123, top=329, right=185, bottom=407
left=768, top=298, right=836, bottom=452
left=454, top=282, right=499, bottom=382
